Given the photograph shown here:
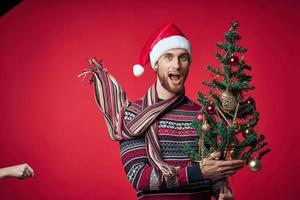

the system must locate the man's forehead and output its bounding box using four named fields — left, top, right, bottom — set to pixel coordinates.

left=162, top=48, right=189, bottom=55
